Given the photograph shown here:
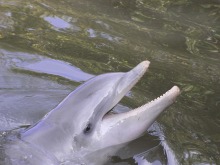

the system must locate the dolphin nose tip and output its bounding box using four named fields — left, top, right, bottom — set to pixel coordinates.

left=136, top=60, right=150, bottom=73
left=127, top=60, right=150, bottom=77
left=141, top=60, right=150, bottom=68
